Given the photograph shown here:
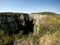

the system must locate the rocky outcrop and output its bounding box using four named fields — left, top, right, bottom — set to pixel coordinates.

left=30, top=13, right=47, bottom=35
left=0, top=13, right=34, bottom=35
